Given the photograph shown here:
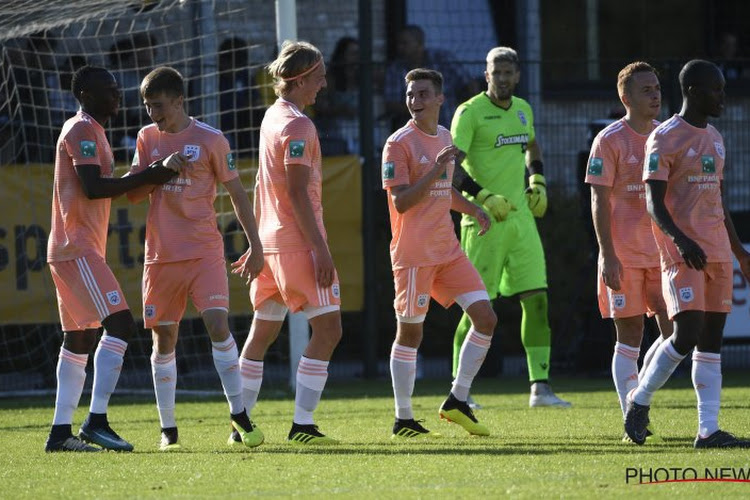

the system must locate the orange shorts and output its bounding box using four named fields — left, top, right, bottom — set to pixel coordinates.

left=662, top=262, right=733, bottom=319
left=143, top=256, right=229, bottom=327
left=393, top=254, right=487, bottom=320
left=597, top=266, right=666, bottom=319
left=250, top=250, right=341, bottom=313
left=49, top=254, right=129, bottom=332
